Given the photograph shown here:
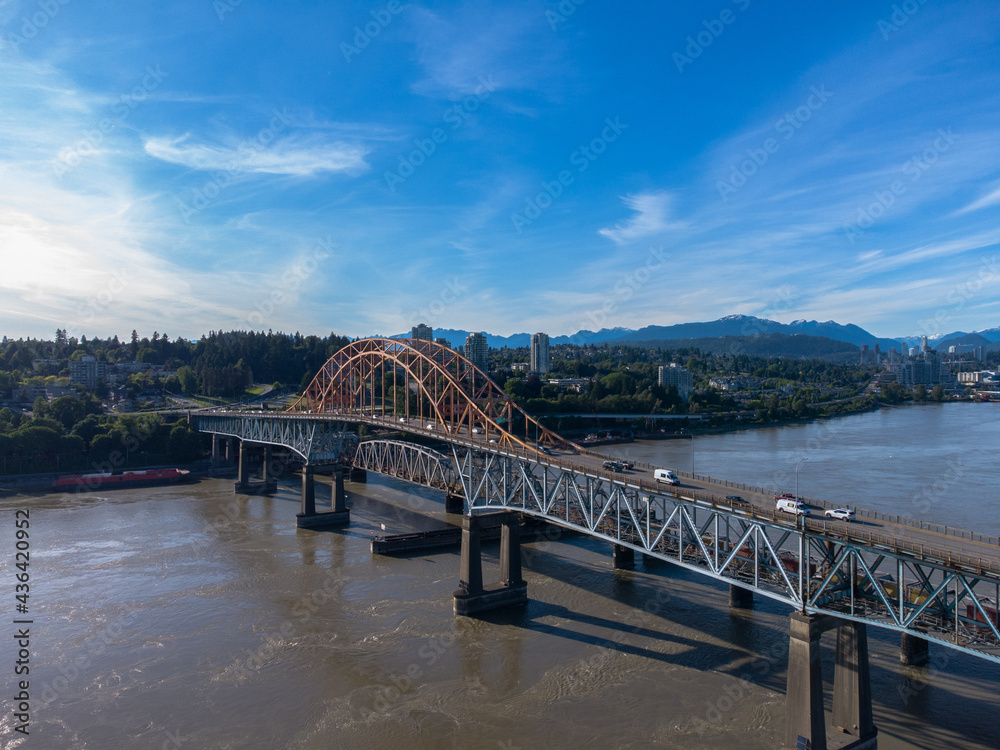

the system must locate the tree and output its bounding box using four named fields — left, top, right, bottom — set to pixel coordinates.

left=177, top=366, right=199, bottom=394
left=32, top=396, right=49, bottom=417
left=167, top=423, right=203, bottom=462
